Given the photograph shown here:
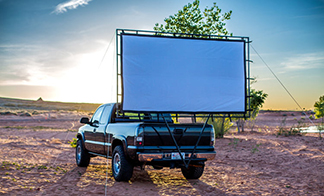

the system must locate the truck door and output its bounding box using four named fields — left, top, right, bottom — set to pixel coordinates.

left=94, top=104, right=113, bottom=155
left=83, top=104, right=113, bottom=155
left=83, top=105, right=105, bottom=154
